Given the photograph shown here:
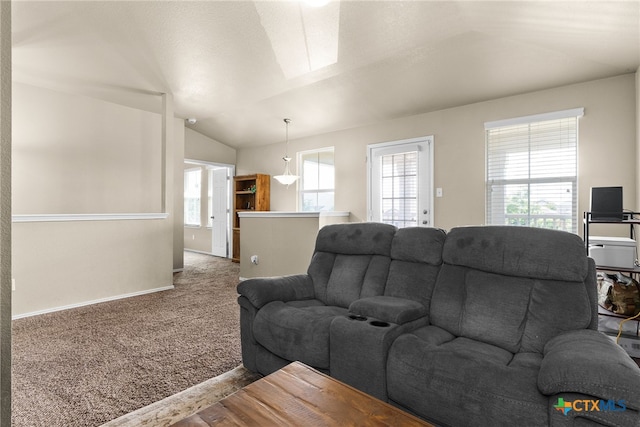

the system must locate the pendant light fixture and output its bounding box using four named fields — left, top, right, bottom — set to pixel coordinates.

left=274, top=118, right=299, bottom=187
